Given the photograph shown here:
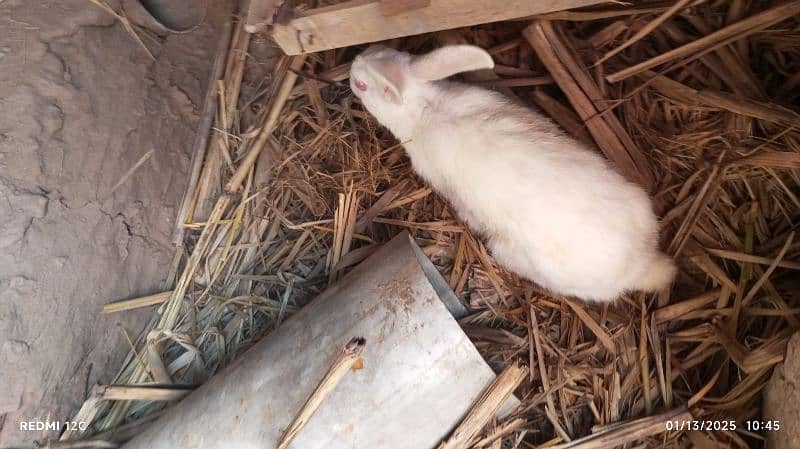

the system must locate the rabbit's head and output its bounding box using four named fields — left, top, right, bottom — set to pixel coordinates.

left=350, top=44, right=494, bottom=125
